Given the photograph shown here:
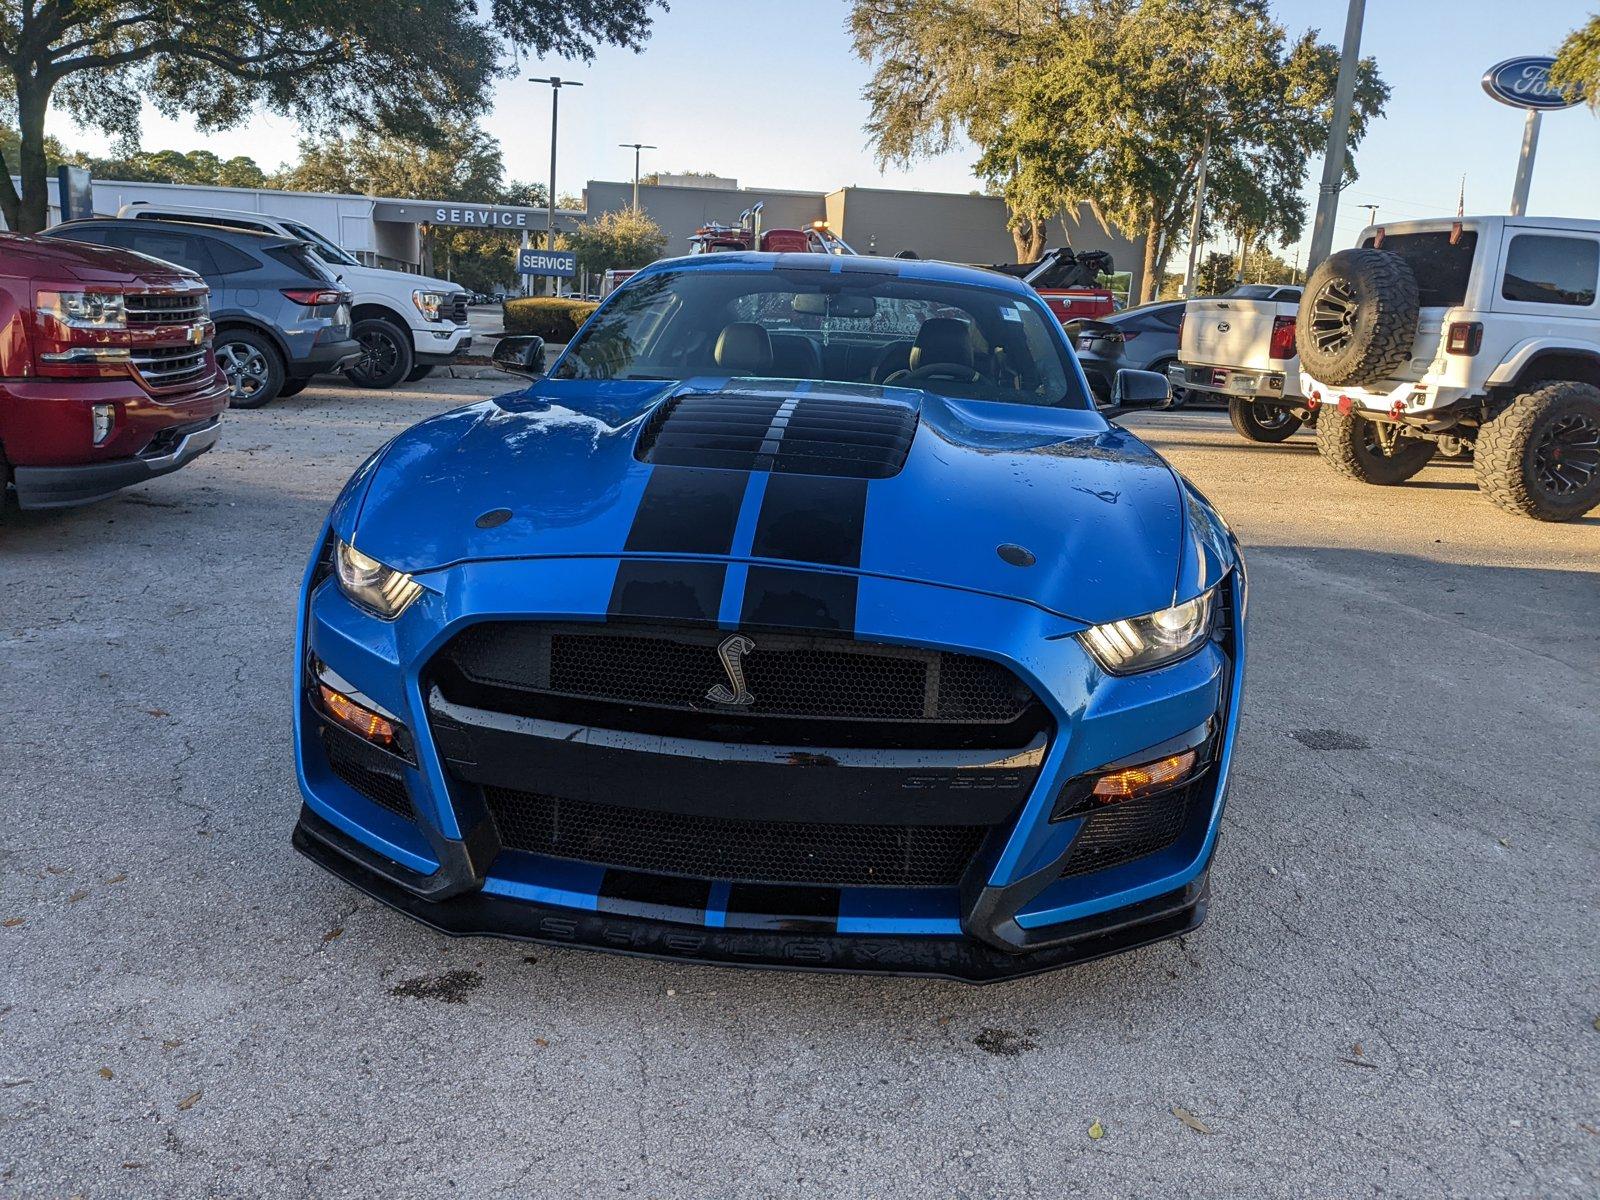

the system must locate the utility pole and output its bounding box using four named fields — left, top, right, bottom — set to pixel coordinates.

left=1181, top=123, right=1211, bottom=298
left=1306, top=0, right=1366, bottom=273
left=531, top=75, right=582, bottom=295
left=619, top=142, right=656, bottom=209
